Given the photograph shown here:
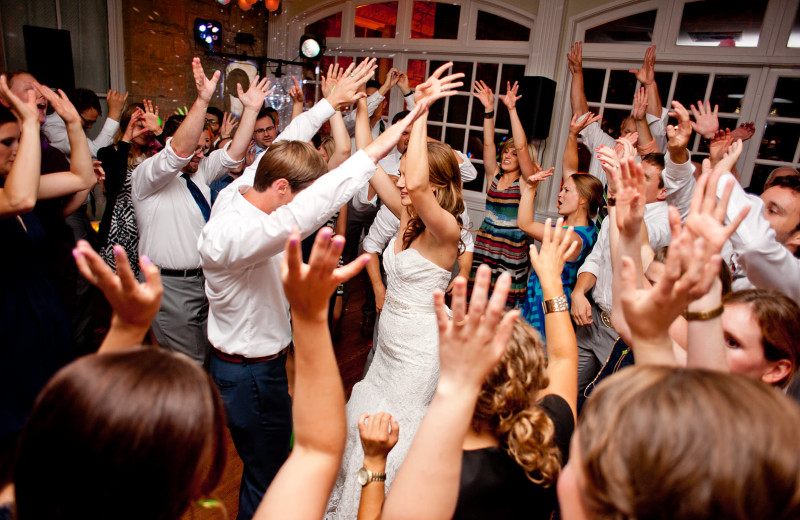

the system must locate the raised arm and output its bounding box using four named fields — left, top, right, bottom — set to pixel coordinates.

left=381, top=266, right=517, bottom=520
left=471, top=80, right=498, bottom=182
left=567, top=42, right=590, bottom=117
left=255, top=227, right=368, bottom=520
left=500, top=81, right=537, bottom=182
left=229, top=76, right=274, bottom=161
left=36, top=83, right=96, bottom=200
left=171, top=58, right=220, bottom=158
left=517, top=168, right=558, bottom=243
left=288, top=76, right=305, bottom=122
left=629, top=45, right=661, bottom=118
left=328, top=112, right=352, bottom=170
left=562, top=112, right=601, bottom=180
left=632, top=87, right=657, bottom=153
left=0, top=75, right=41, bottom=216
left=531, top=219, right=580, bottom=420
